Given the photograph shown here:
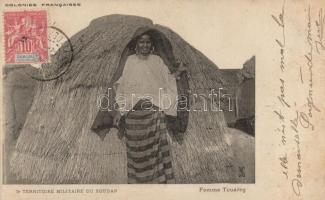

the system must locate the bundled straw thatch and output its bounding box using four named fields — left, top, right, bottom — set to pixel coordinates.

left=9, top=14, right=236, bottom=183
